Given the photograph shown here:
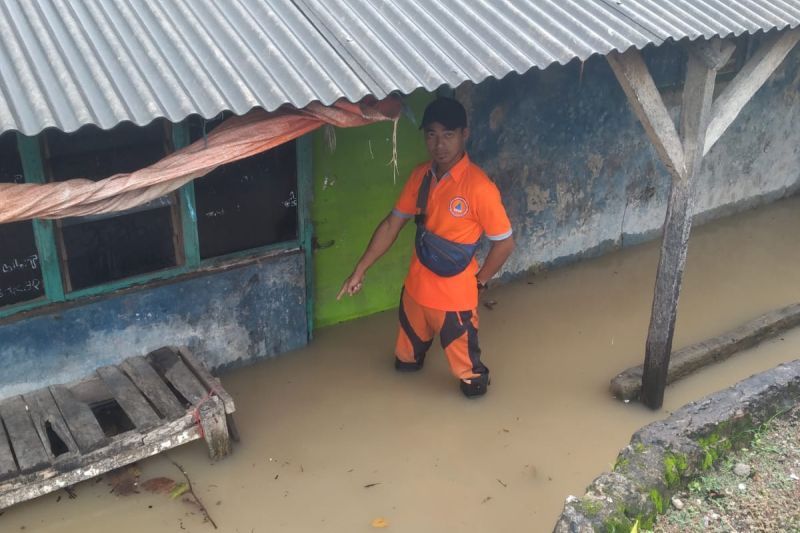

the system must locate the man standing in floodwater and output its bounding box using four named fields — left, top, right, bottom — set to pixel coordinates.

left=338, top=97, right=515, bottom=398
